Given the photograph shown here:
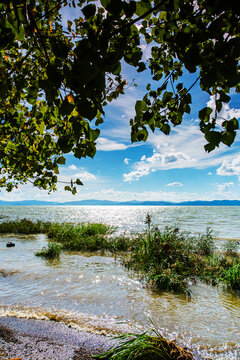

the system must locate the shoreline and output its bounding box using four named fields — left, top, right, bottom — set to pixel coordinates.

left=0, top=316, right=116, bottom=360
